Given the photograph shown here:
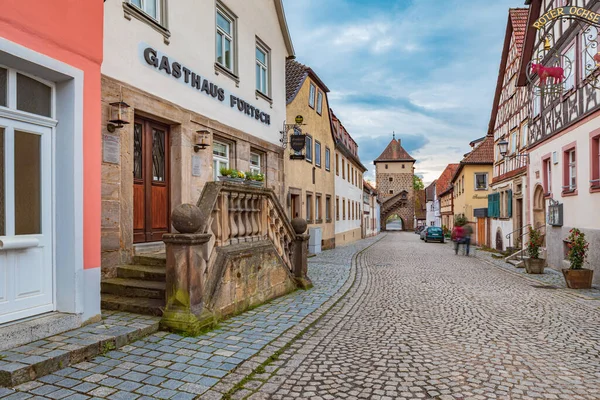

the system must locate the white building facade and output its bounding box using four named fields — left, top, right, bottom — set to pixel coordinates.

left=101, top=0, right=294, bottom=273
left=425, top=181, right=438, bottom=227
